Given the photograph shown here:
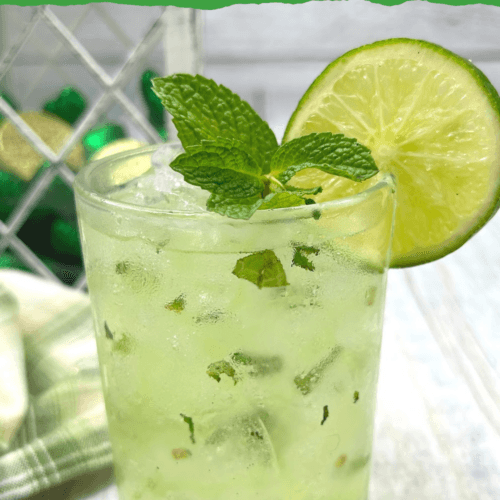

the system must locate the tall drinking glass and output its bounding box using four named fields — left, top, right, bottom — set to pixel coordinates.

left=74, top=144, right=396, bottom=500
